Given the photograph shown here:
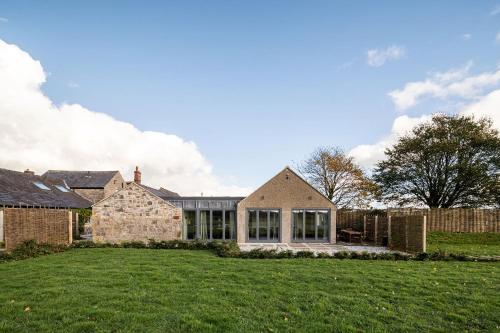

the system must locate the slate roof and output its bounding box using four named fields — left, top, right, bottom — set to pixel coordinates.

left=137, top=184, right=180, bottom=198
left=42, top=170, right=119, bottom=189
left=0, top=168, right=92, bottom=208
